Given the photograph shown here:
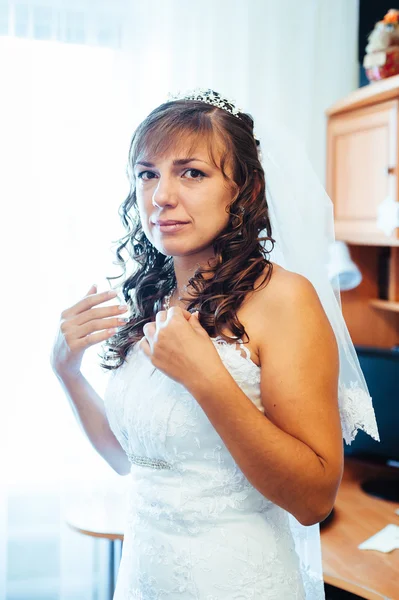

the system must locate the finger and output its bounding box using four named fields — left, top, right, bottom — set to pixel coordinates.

left=67, top=326, right=119, bottom=352
left=143, top=321, right=156, bottom=343
left=62, top=289, right=118, bottom=320
left=162, top=305, right=198, bottom=320
left=155, top=310, right=168, bottom=326
left=69, top=314, right=127, bottom=338
left=138, top=336, right=151, bottom=358
left=188, top=311, right=201, bottom=325
left=73, top=300, right=129, bottom=327
left=167, top=306, right=196, bottom=322
left=143, top=320, right=157, bottom=354
left=181, top=308, right=195, bottom=320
